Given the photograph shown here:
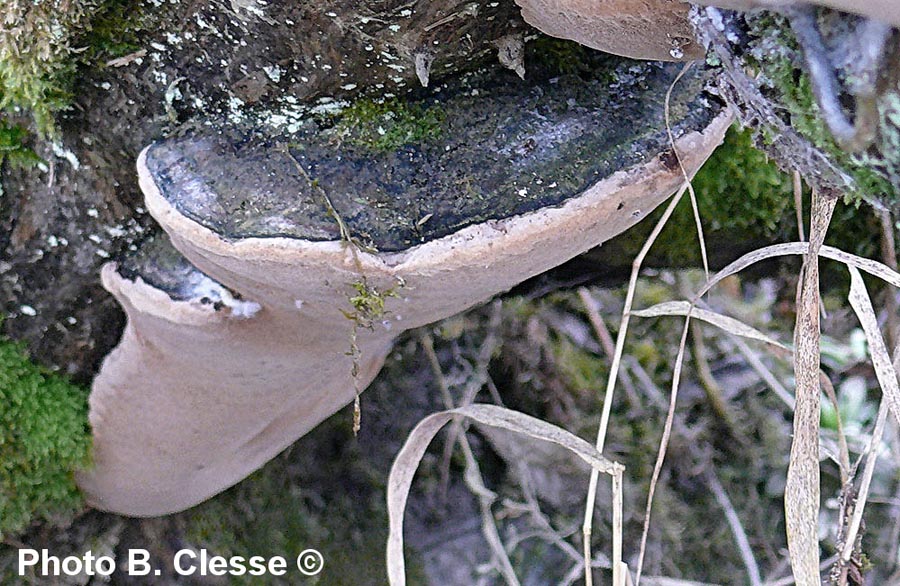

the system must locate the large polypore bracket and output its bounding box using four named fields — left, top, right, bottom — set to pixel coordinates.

left=78, top=61, right=731, bottom=516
